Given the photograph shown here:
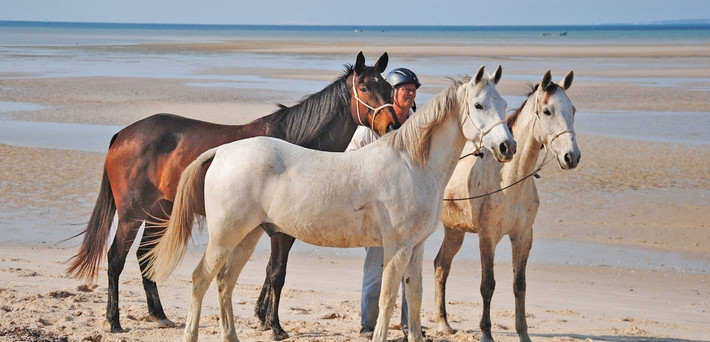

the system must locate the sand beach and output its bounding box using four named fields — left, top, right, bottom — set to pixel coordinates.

left=1, top=27, right=709, bottom=341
